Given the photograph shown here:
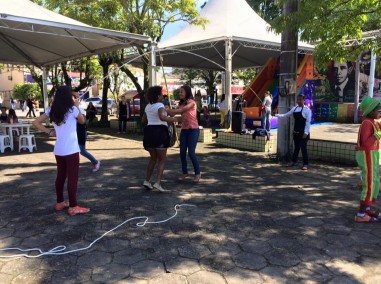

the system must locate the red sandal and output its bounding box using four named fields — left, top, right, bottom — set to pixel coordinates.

left=68, top=206, right=90, bottom=216
left=55, top=201, right=69, bottom=211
